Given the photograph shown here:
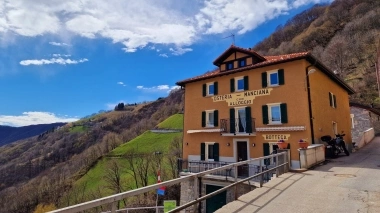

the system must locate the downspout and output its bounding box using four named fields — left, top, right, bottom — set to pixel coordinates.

left=306, top=61, right=317, bottom=144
